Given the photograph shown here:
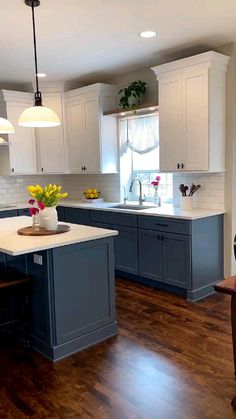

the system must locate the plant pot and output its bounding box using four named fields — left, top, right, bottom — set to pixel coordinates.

left=180, top=196, right=193, bottom=211
left=39, top=207, right=58, bottom=231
